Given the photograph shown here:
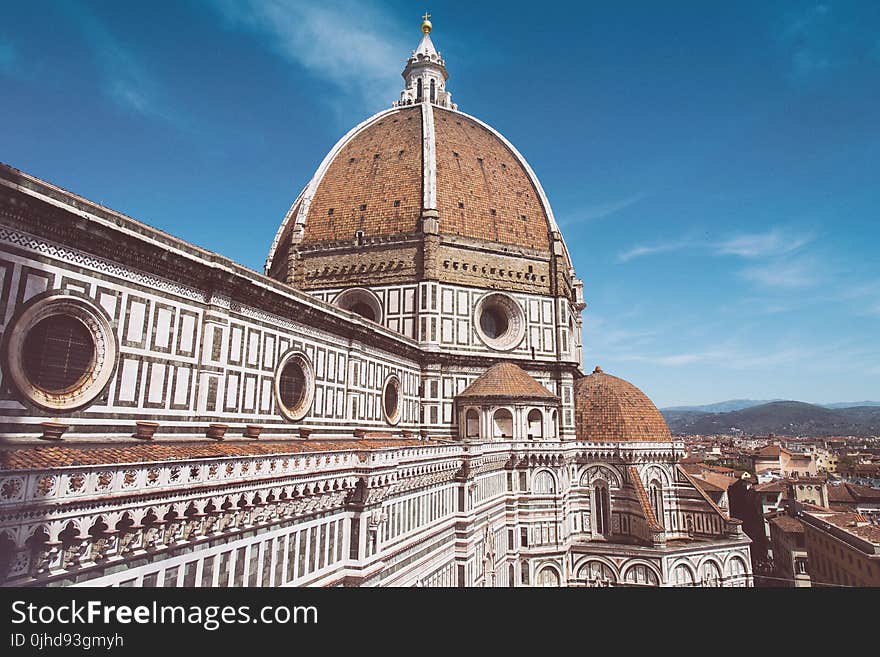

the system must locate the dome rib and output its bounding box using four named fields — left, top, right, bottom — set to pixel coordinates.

left=573, top=367, right=671, bottom=442
left=266, top=106, right=577, bottom=278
